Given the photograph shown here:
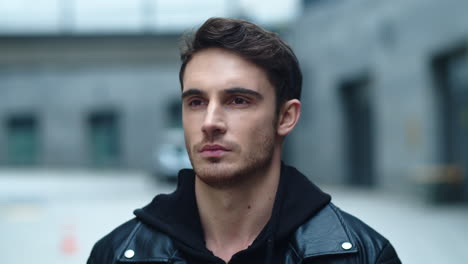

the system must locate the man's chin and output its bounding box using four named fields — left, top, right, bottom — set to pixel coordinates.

left=193, top=163, right=243, bottom=189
